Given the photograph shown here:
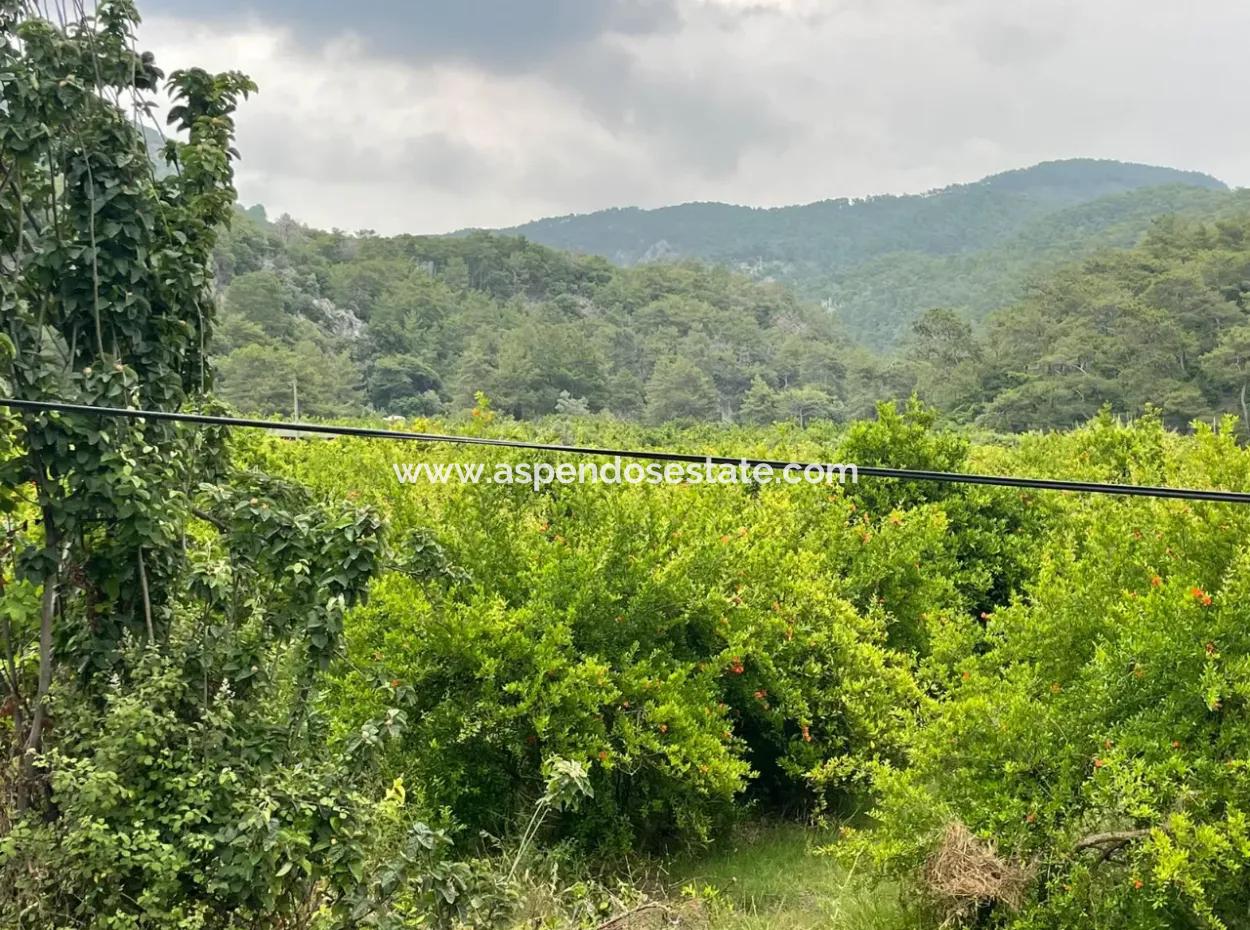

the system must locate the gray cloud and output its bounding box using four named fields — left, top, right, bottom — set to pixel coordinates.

left=142, top=0, right=680, bottom=71
left=137, top=0, right=1250, bottom=235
